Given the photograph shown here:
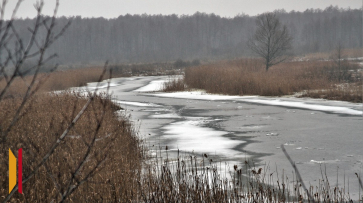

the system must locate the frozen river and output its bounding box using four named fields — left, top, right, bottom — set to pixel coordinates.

left=81, top=75, right=363, bottom=199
